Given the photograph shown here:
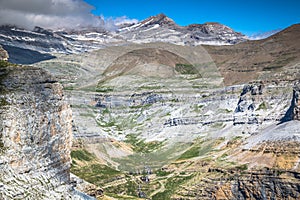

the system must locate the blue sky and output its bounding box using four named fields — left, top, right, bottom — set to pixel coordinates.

left=84, top=0, right=300, bottom=35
